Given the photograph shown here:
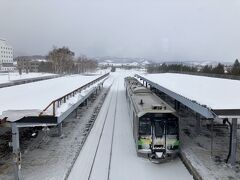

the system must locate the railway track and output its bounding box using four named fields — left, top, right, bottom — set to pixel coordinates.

left=64, top=82, right=114, bottom=180
left=87, top=80, right=119, bottom=180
